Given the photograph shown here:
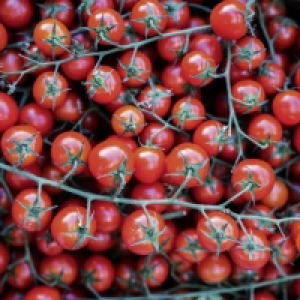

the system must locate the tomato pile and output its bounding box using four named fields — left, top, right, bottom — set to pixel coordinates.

left=0, top=0, right=300, bottom=299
